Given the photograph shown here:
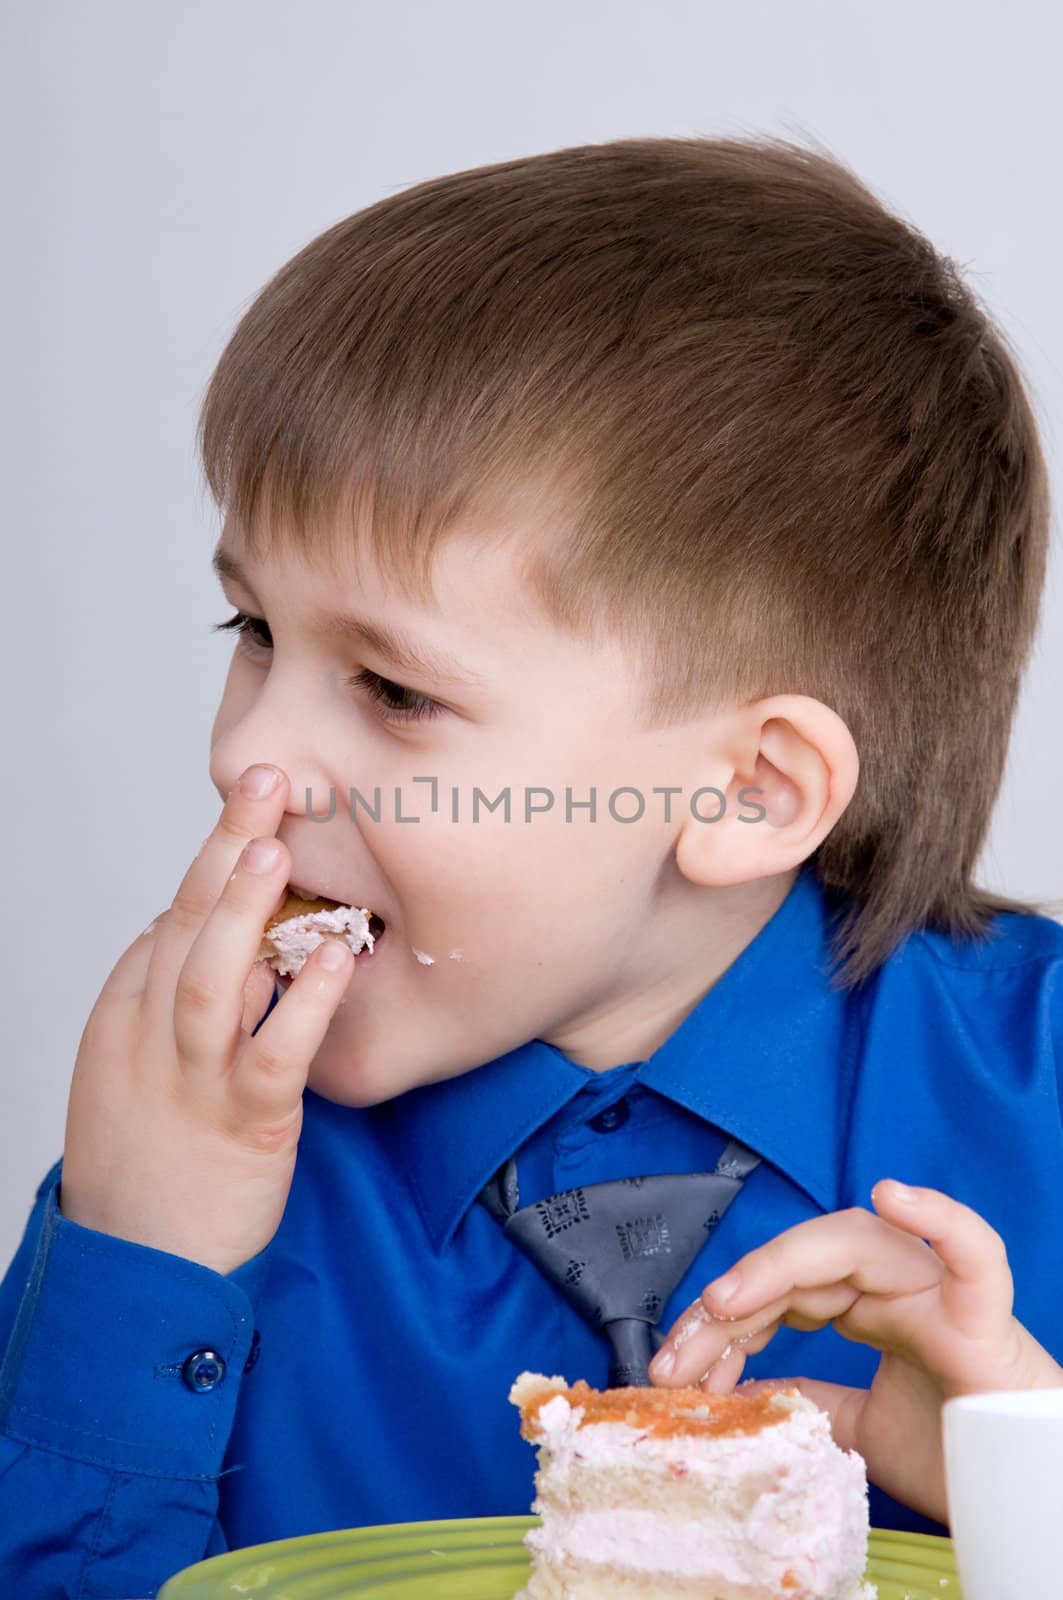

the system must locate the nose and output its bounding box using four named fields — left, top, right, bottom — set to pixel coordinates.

left=208, top=680, right=342, bottom=821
